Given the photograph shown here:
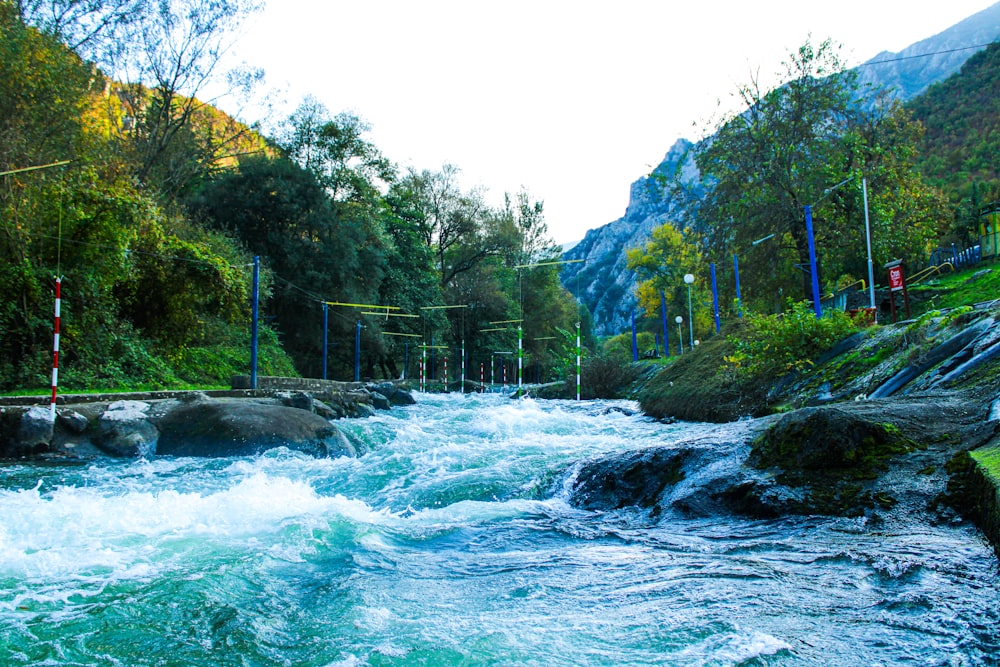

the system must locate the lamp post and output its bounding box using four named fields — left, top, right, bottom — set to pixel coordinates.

left=862, top=177, right=875, bottom=310
left=675, top=315, right=684, bottom=355
left=683, top=273, right=695, bottom=350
